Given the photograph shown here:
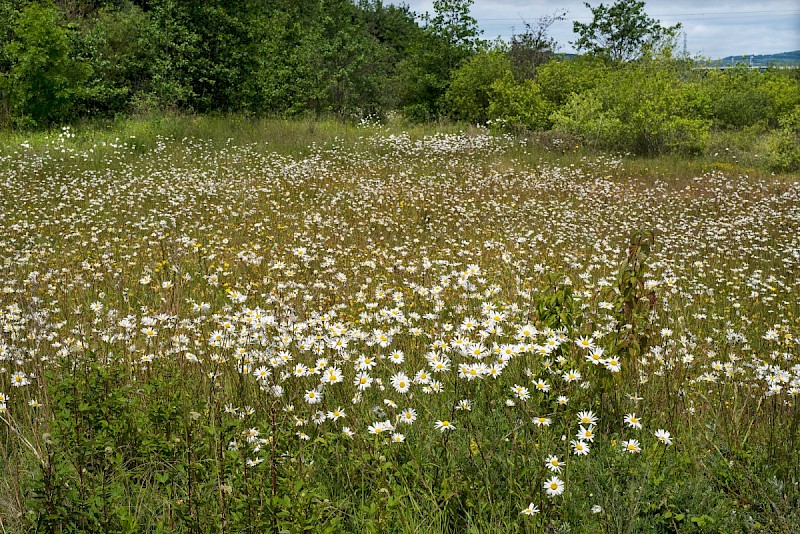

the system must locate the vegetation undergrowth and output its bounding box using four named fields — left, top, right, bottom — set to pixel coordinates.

left=0, top=119, right=798, bottom=533
left=2, top=0, right=798, bottom=171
